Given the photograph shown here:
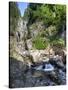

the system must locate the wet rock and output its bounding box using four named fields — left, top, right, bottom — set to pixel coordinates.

left=11, top=79, right=25, bottom=88
left=45, top=68, right=66, bottom=85
left=49, top=55, right=65, bottom=69
left=9, top=56, right=66, bottom=88
left=25, top=78, right=36, bottom=87
left=34, top=75, right=56, bottom=86
left=46, top=71, right=61, bottom=85
left=9, top=57, right=28, bottom=88
left=56, top=69, right=66, bottom=84
left=33, top=62, right=54, bottom=72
